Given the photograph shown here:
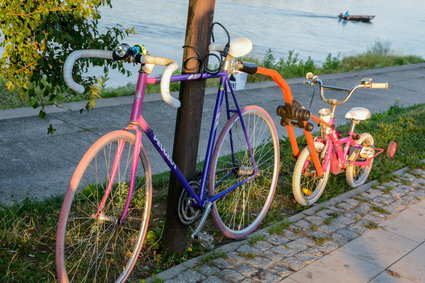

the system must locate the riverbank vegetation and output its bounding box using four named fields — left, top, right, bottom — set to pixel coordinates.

left=1, top=103, right=424, bottom=281
left=0, top=41, right=423, bottom=110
